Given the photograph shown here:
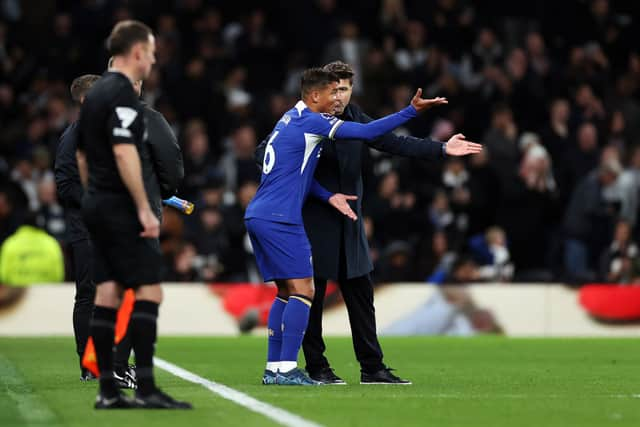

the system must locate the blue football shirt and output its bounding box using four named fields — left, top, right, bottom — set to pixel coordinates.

left=245, top=101, right=343, bottom=225
left=245, top=100, right=417, bottom=225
